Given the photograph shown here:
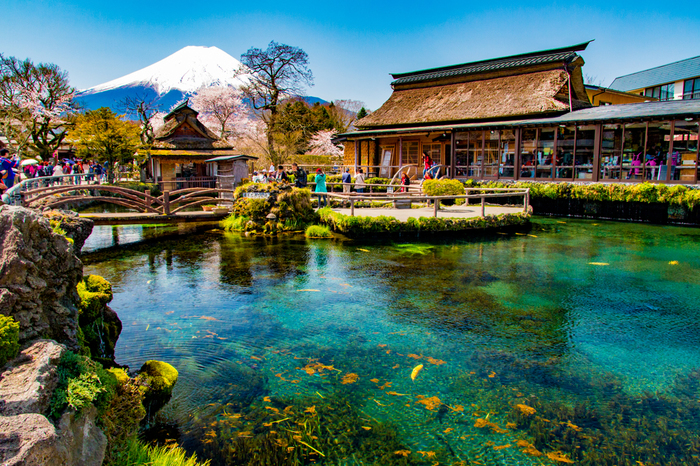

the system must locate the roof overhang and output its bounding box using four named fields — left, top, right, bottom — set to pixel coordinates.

left=336, top=100, right=700, bottom=140
left=205, top=155, right=258, bottom=163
